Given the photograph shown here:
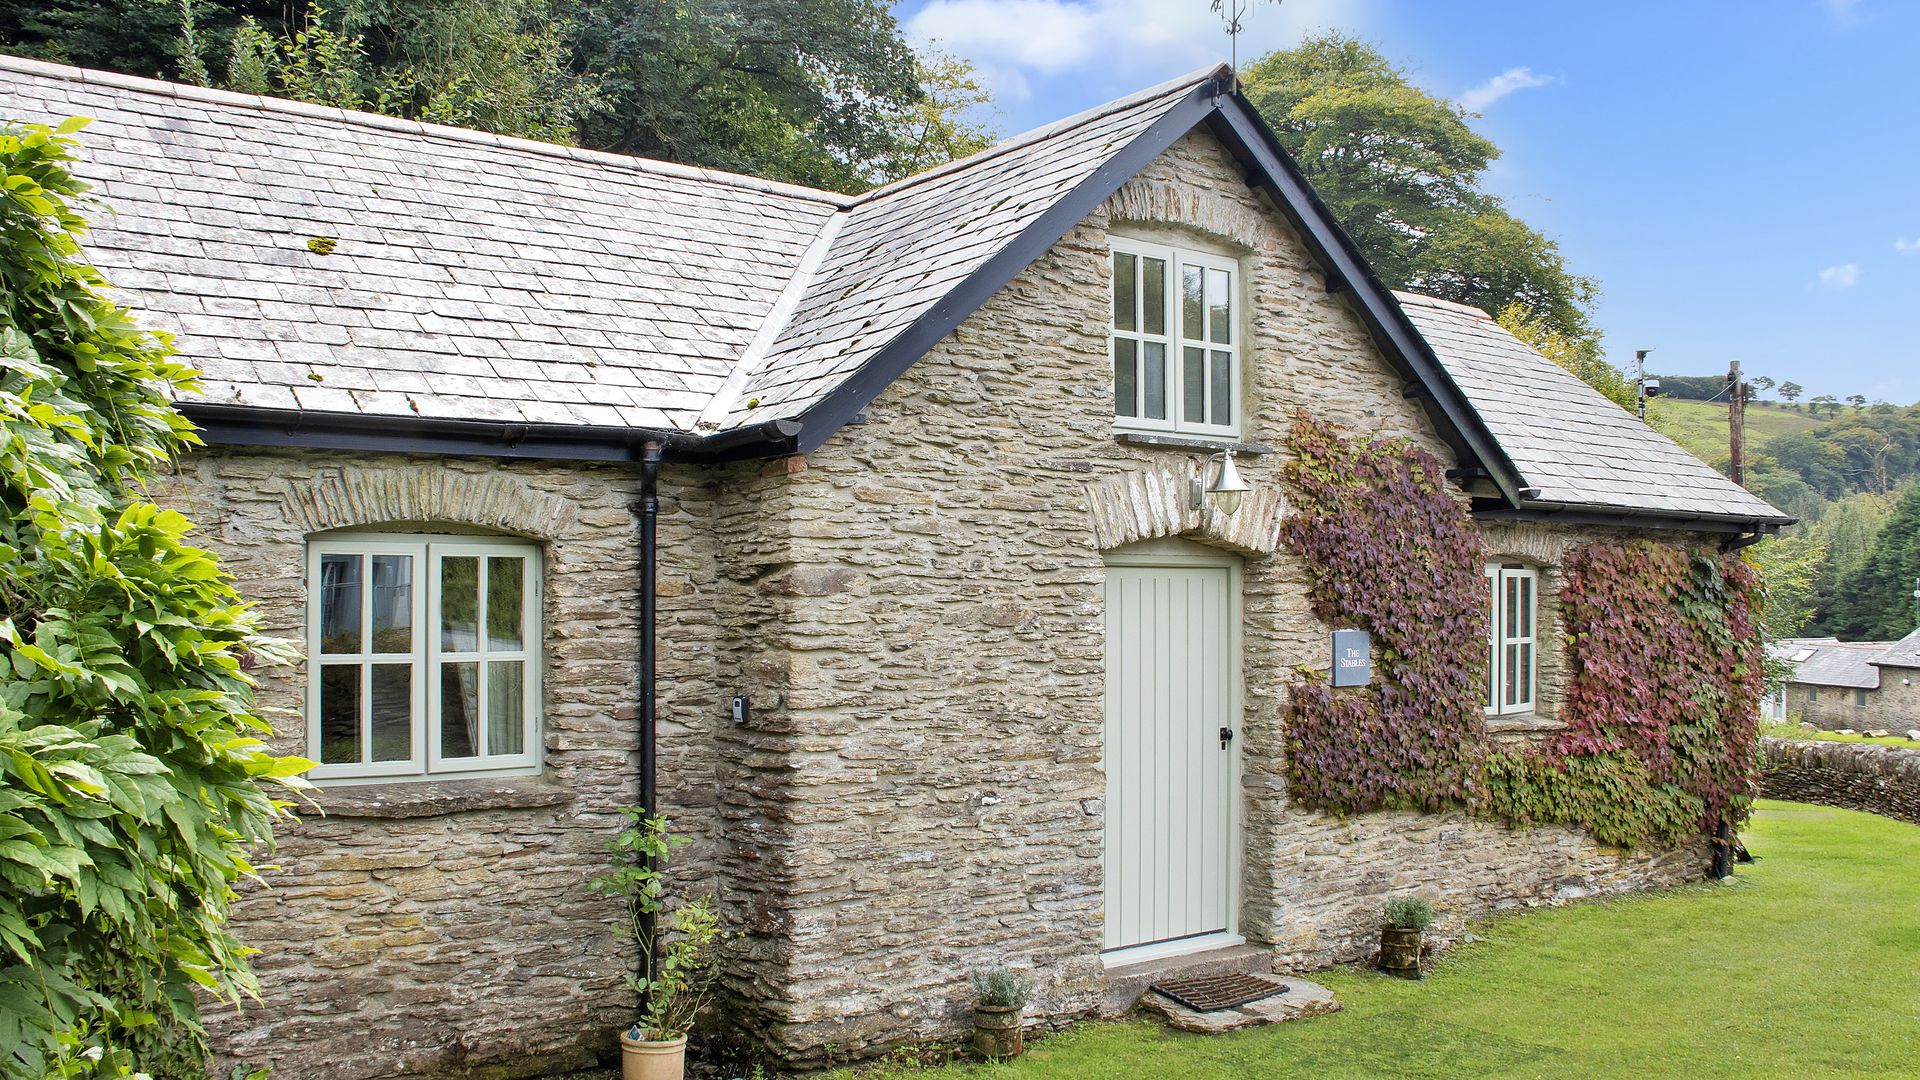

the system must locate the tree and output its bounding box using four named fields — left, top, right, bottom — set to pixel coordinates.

left=1751, top=531, right=1827, bottom=641
left=0, top=120, right=308, bottom=1076
left=1847, top=394, right=1868, bottom=408
left=1821, top=484, right=1920, bottom=639
left=1779, top=381, right=1804, bottom=407
left=1812, top=393, right=1840, bottom=418
left=1496, top=302, right=1635, bottom=412
left=1750, top=375, right=1776, bottom=396
left=1239, top=33, right=1597, bottom=347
